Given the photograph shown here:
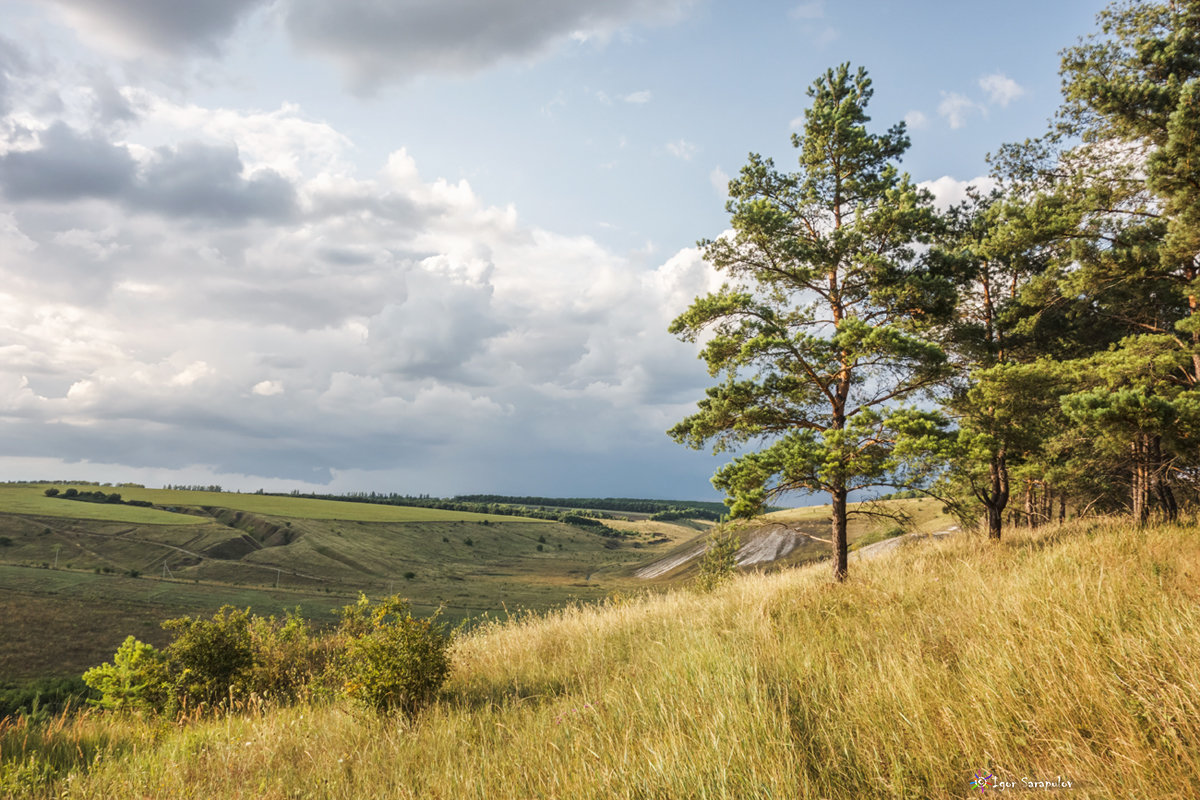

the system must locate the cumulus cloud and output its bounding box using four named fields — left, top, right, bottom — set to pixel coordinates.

left=283, top=0, right=693, bottom=90
left=903, top=110, right=928, bottom=130
left=918, top=175, right=999, bottom=210
left=979, top=72, right=1025, bottom=107
left=0, top=121, right=137, bottom=200
left=622, top=90, right=652, bottom=104
left=937, top=92, right=981, bottom=130
left=0, top=124, right=297, bottom=221
left=45, top=0, right=271, bottom=57
left=0, top=81, right=724, bottom=494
